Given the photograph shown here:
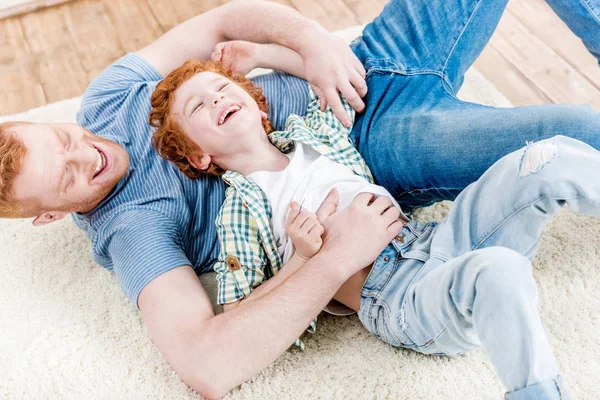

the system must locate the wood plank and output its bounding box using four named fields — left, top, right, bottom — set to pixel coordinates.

left=474, top=44, right=550, bottom=106
left=20, top=5, right=88, bottom=103
left=64, top=0, right=125, bottom=81
left=489, top=11, right=600, bottom=109
left=145, top=0, right=198, bottom=31
left=344, top=0, right=385, bottom=24
left=507, top=0, right=600, bottom=90
left=103, top=0, right=163, bottom=53
left=0, top=18, right=47, bottom=115
left=288, top=0, right=358, bottom=31
left=0, top=0, right=75, bottom=21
